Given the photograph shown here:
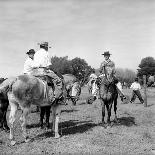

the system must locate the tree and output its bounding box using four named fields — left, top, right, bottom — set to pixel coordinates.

left=71, top=57, right=94, bottom=83
left=115, top=68, right=136, bottom=86
left=137, top=57, right=155, bottom=77
left=51, top=56, right=94, bottom=85
left=51, top=56, right=73, bottom=74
